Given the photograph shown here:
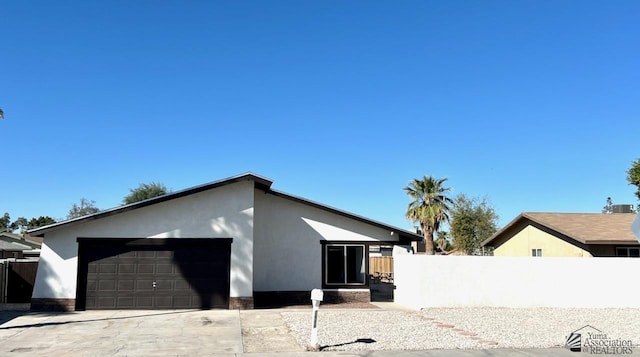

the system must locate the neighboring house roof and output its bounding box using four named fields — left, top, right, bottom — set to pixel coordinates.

left=0, top=233, right=42, bottom=249
left=0, top=240, right=31, bottom=250
left=29, top=172, right=422, bottom=242
left=482, top=212, right=638, bottom=247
